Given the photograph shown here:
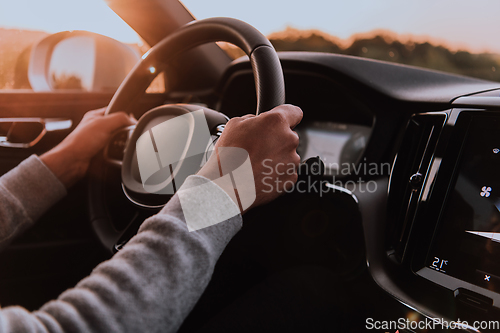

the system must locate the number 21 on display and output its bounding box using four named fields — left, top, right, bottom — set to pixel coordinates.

left=432, top=257, right=448, bottom=272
